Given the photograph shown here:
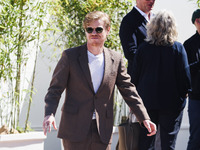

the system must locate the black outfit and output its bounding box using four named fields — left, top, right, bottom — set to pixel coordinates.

left=132, top=41, right=191, bottom=150
left=184, top=31, right=200, bottom=100
left=184, top=31, right=200, bottom=150
left=119, top=7, right=147, bottom=78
